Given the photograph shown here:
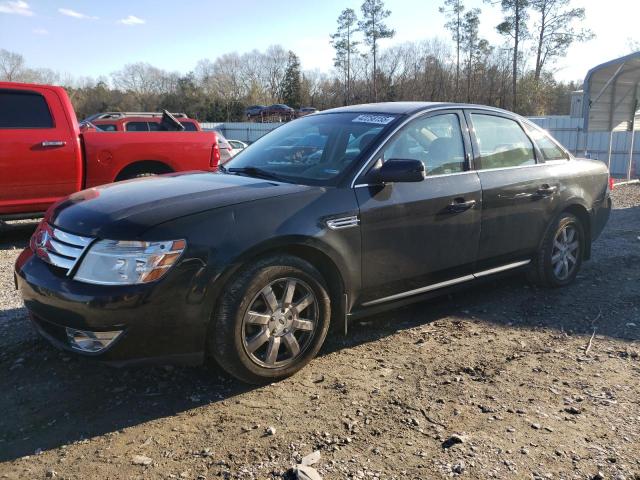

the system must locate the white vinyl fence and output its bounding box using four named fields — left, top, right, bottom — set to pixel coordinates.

left=204, top=117, right=639, bottom=179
